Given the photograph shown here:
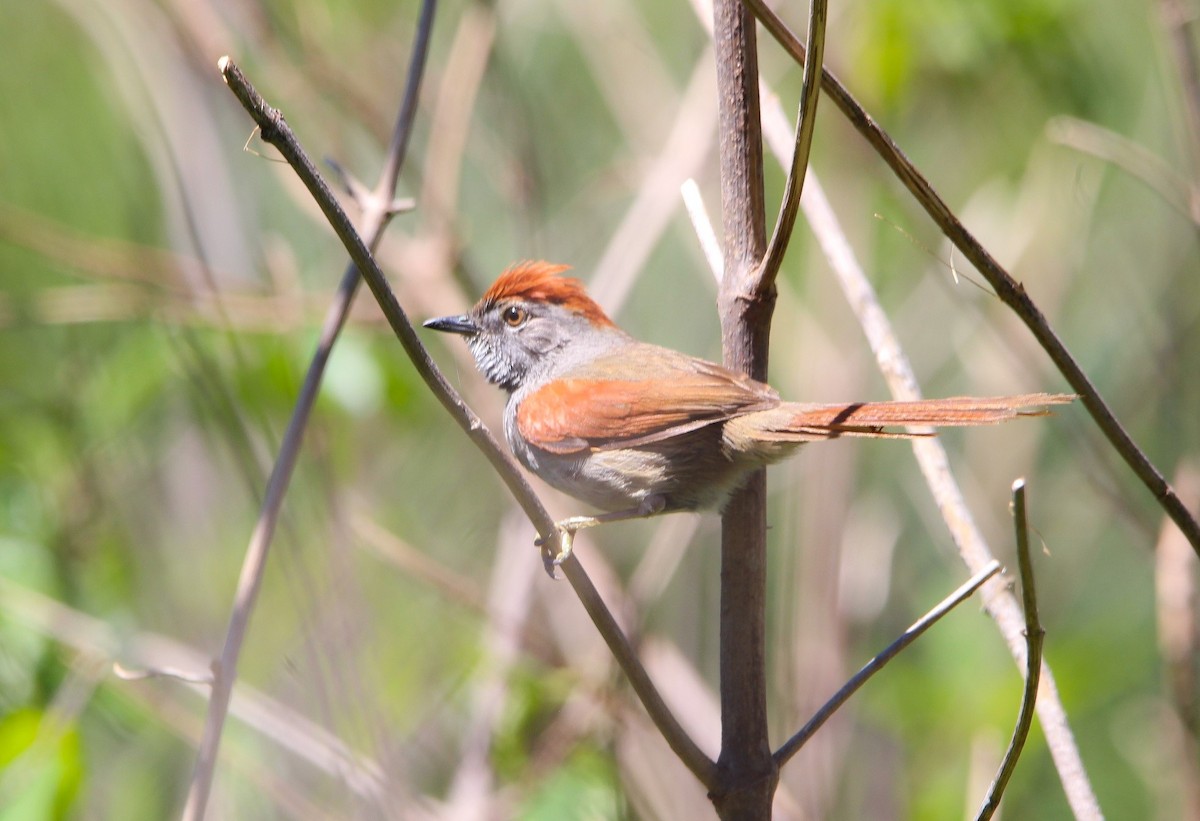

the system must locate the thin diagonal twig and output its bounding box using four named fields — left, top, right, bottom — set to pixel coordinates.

left=976, top=479, right=1044, bottom=820
left=755, top=0, right=826, bottom=291
left=775, top=561, right=1002, bottom=766
left=216, top=56, right=718, bottom=792
left=182, top=6, right=436, bottom=817
left=742, top=0, right=1200, bottom=560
